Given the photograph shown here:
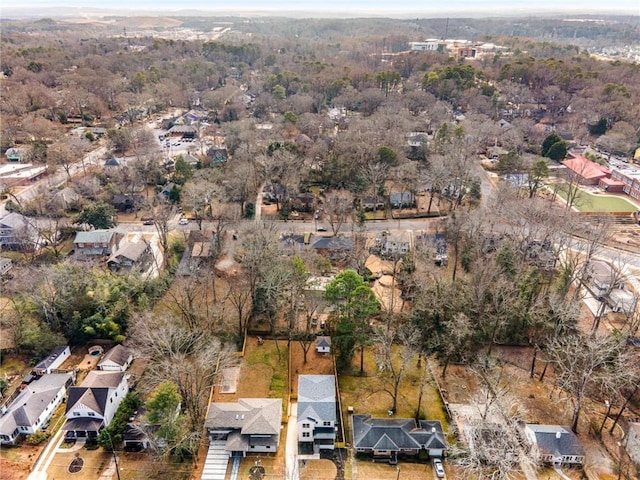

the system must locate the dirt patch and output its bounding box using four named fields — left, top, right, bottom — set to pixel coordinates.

left=300, top=458, right=337, bottom=480
left=356, top=459, right=433, bottom=480
left=0, top=445, right=41, bottom=480
left=290, top=340, right=335, bottom=395
left=46, top=448, right=111, bottom=480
